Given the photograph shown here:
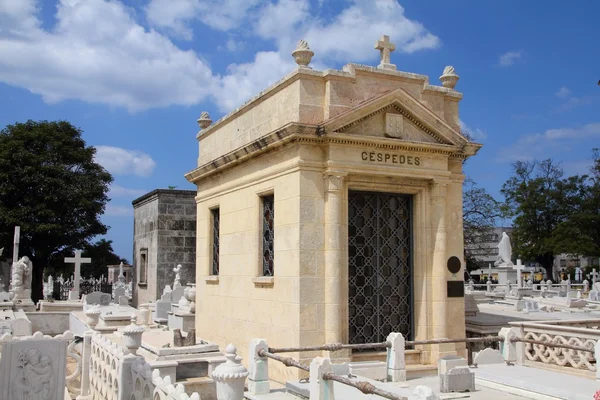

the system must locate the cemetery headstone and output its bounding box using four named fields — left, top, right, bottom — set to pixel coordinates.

left=439, top=367, right=475, bottom=393
left=0, top=335, right=67, bottom=400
